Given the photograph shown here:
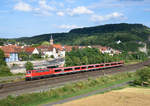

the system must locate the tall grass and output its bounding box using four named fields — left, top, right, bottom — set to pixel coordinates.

left=0, top=72, right=136, bottom=106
